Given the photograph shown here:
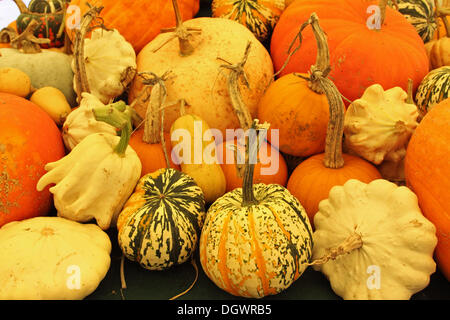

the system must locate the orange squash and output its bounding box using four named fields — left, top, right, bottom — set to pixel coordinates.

left=0, top=92, right=65, bottom=228
left=258, top=14, right=330, bottom=157
left=286, top=14, right=381, bottom=227
left=405, top=98, right=450, bottom=281
left=66, top=0, right=200, bottom=53
left=217, top=138, right=288, bottom=192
